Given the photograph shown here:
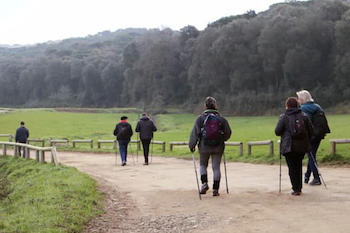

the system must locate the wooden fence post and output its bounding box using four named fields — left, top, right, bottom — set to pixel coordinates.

left=2, top=144, right=6, bottom=156
left=35, top=150, right=40, bottom=161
